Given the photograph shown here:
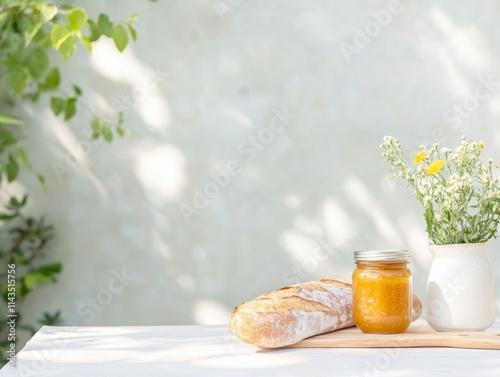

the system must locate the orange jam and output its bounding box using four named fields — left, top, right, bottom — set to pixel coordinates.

left=352, top=250, right=412, bottom=334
